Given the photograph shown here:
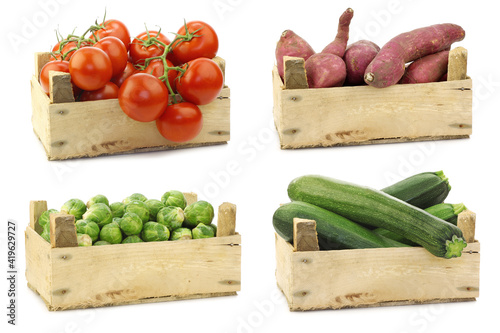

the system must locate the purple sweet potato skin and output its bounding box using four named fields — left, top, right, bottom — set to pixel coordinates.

left=343, top=40, right=380, bottom=86
left=276, top=30, right=315, bottom=78
left=364, top=23, right=465, bottom=88
left=400, top=50, right=449, bottom=84
left=322, top=8, right=354, bottom=58
left=305, top=53, right=347, bottom=88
